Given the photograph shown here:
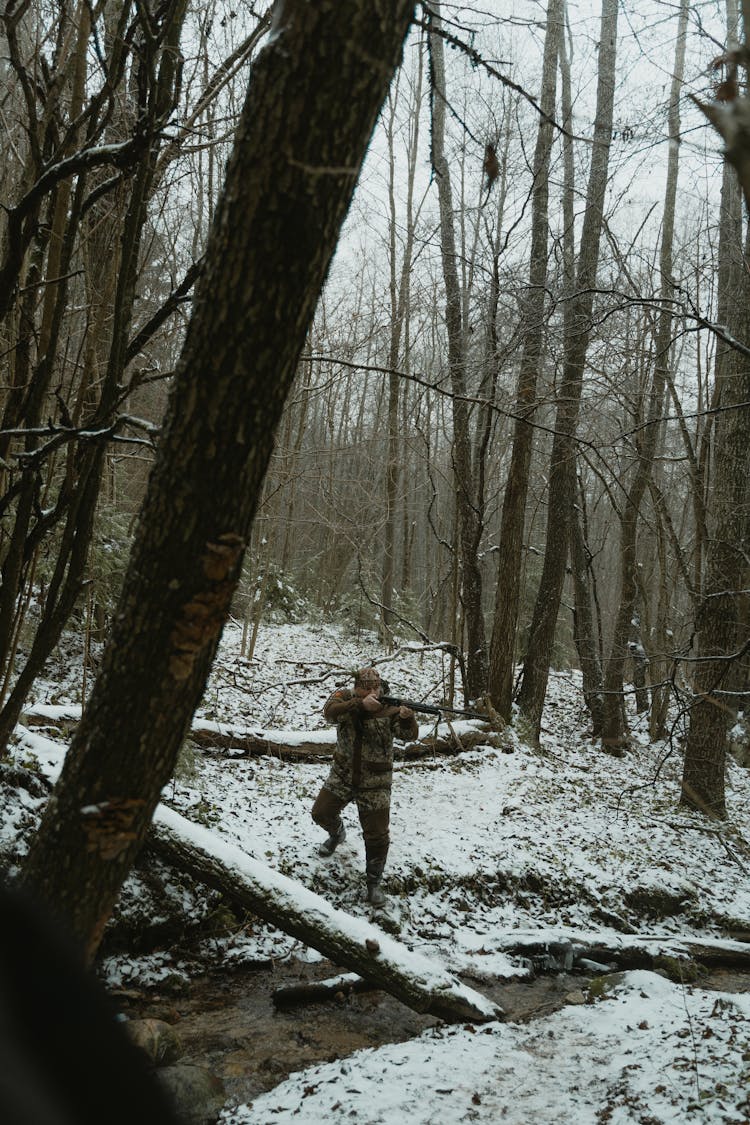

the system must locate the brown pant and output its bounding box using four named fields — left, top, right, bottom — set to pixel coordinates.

left=311, top=786, right=390, bottom=872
